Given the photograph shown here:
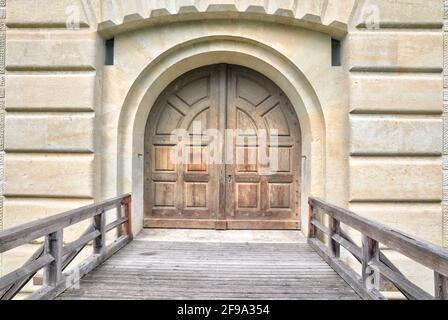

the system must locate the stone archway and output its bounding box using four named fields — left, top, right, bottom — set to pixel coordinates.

left=113, top=36, right=329, bottom=235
